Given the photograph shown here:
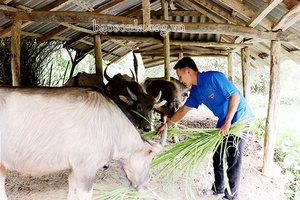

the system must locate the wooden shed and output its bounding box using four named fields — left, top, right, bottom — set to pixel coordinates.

left=1, top=0, right=300, bottom=177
